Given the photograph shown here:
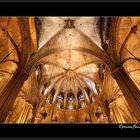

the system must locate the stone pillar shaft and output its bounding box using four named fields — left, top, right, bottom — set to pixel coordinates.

left=0, top=69, right=29, bottom=122
left=111, top=67, right=140, bottom=122
left=17, top=103, right=32, bottom=123
left=99, top=100, right=111, bottom=123
left=109, top=101, right=125, bottom=123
